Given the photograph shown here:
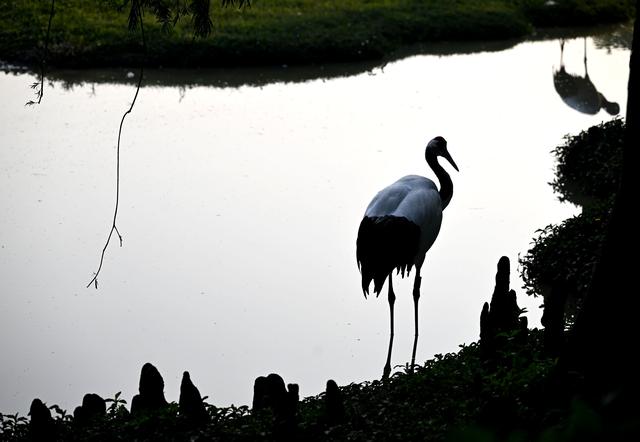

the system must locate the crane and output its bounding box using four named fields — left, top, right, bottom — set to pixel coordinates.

left=357, top=136, right=458, bottom=378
